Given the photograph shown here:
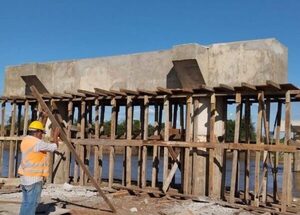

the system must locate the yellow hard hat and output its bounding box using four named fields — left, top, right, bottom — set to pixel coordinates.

left=28, top=121, right=45, bottom=131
